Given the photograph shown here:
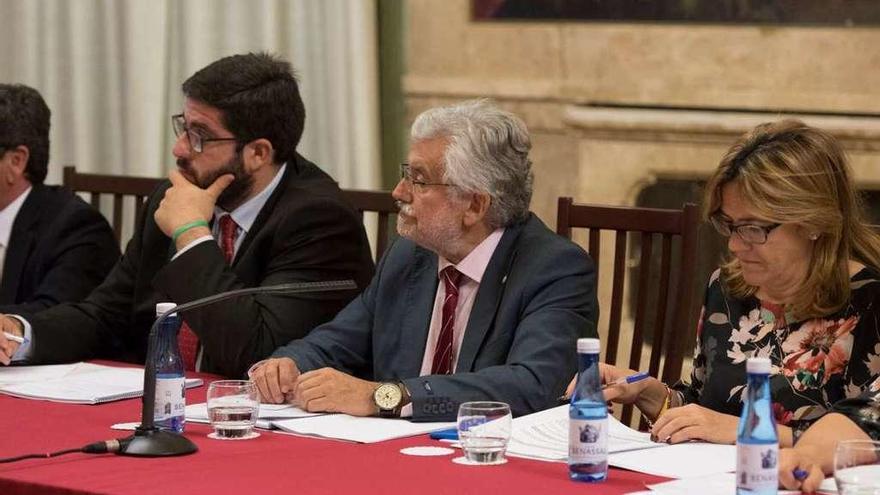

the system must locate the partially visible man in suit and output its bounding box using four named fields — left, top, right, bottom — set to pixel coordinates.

left=0, top=53, right=375, bottom=377
left=252, top=99, right=598, bottom=421
left=0, top=84, right=118, bottom=315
